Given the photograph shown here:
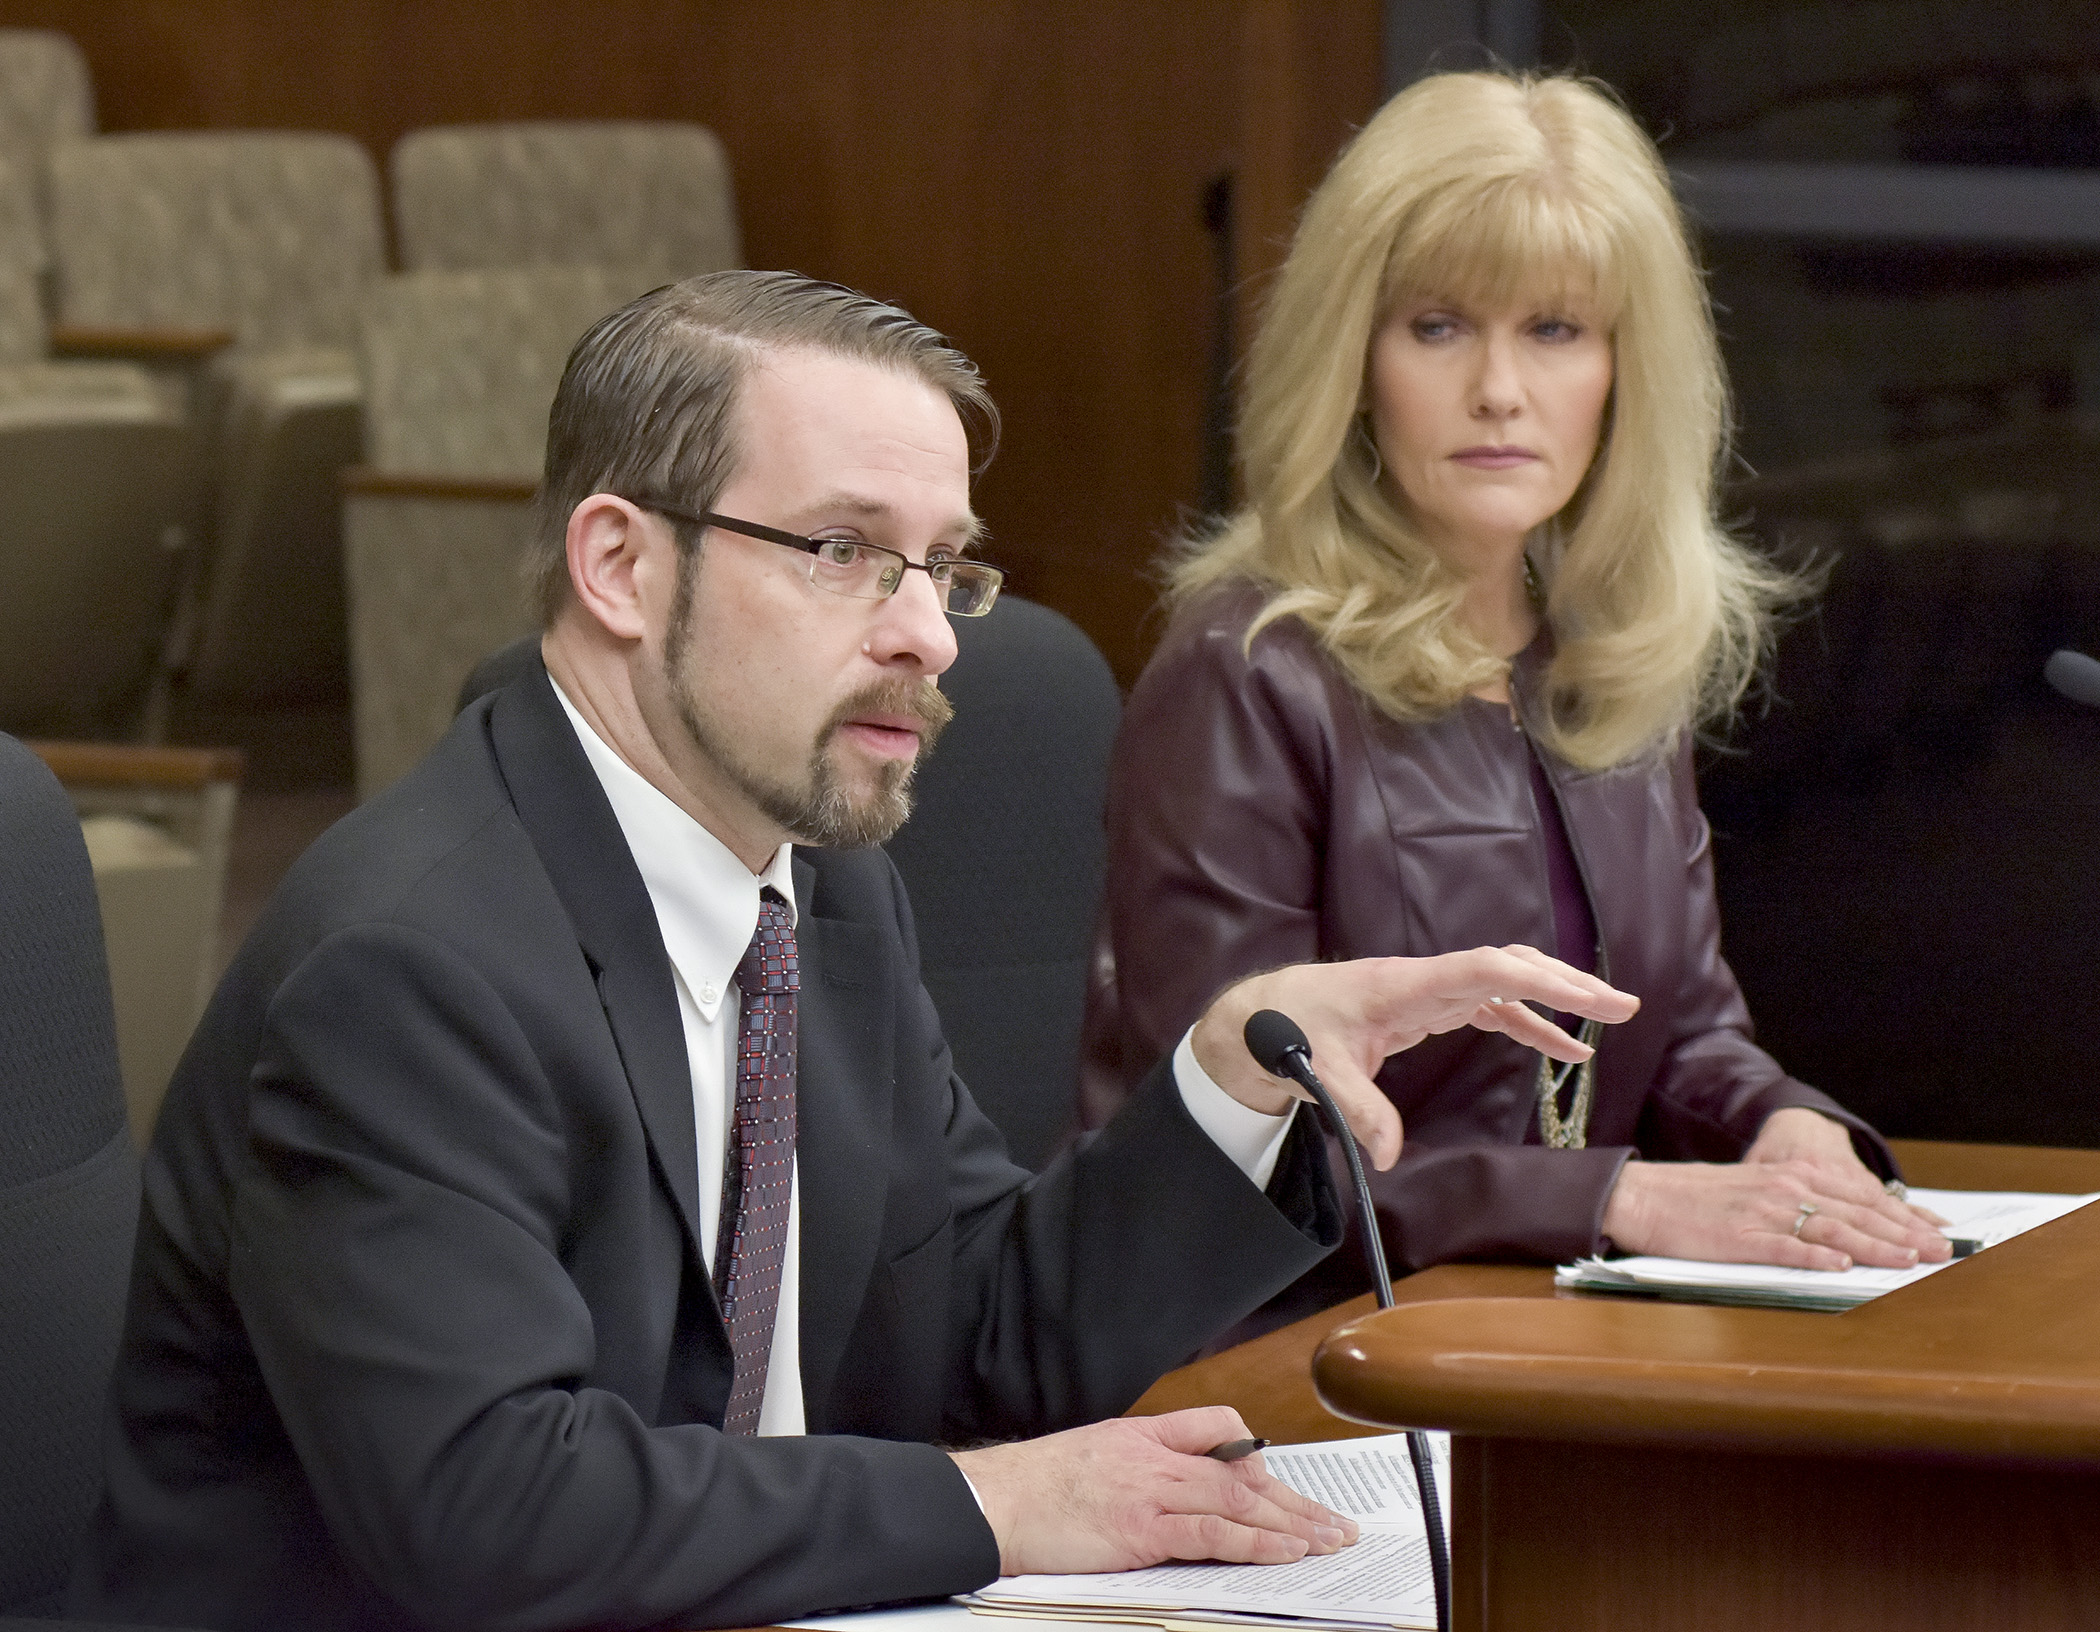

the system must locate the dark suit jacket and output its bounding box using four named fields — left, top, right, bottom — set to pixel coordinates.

left=72, top=665, right=1341, bottom=1632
